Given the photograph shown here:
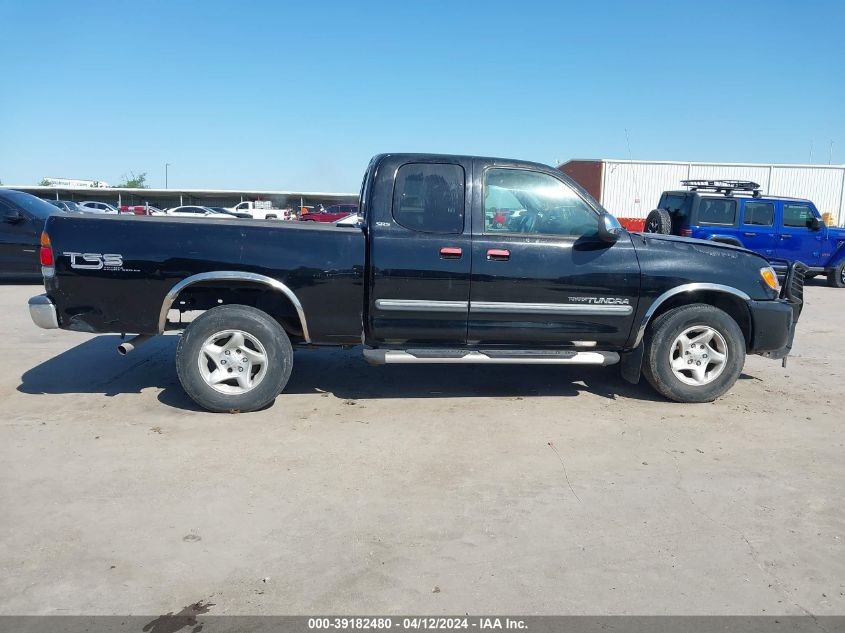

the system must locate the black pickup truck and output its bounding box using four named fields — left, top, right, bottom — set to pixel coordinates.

left=29, top=154, right=805, bottom=412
